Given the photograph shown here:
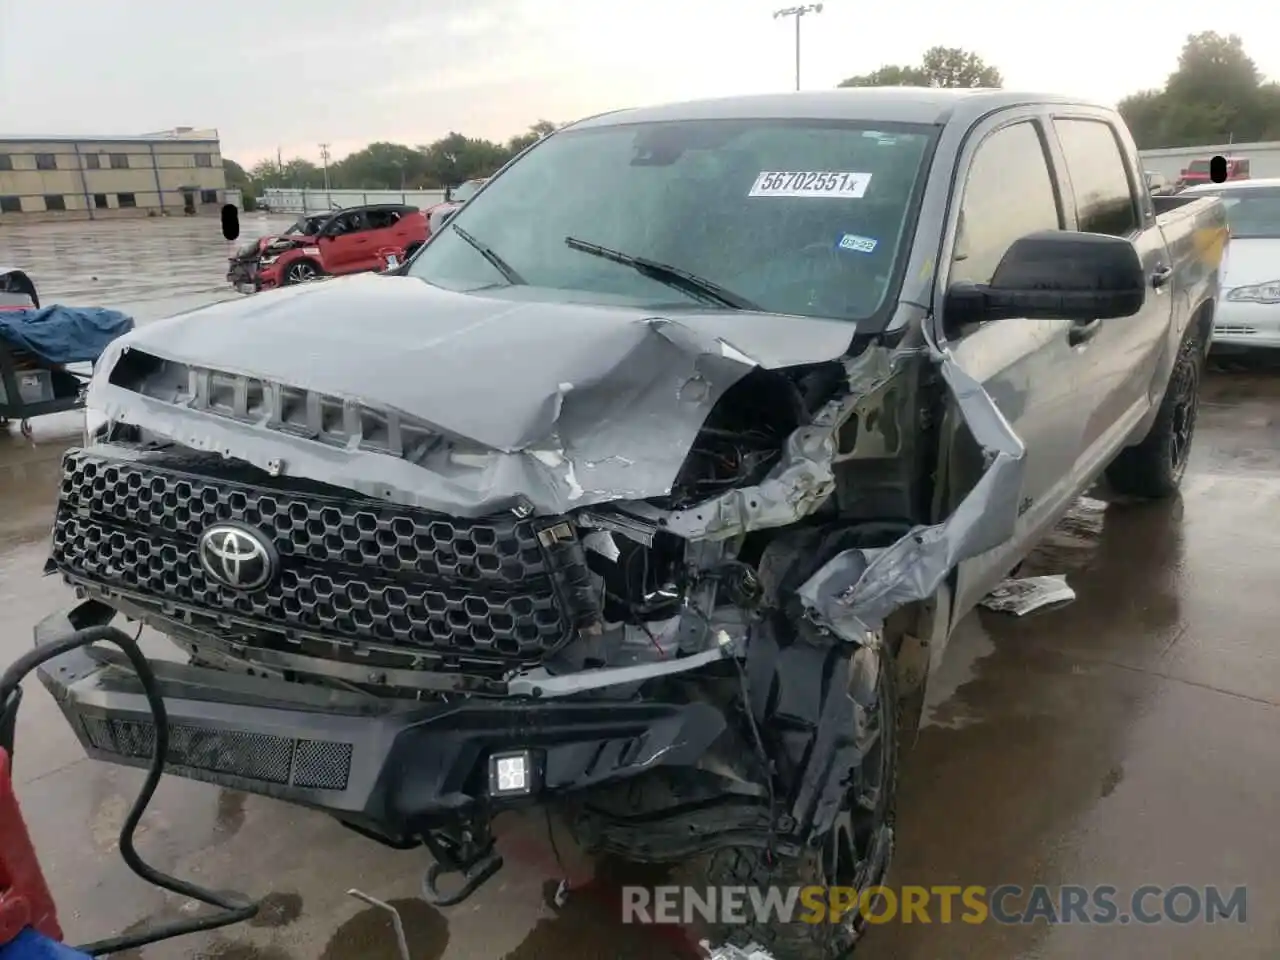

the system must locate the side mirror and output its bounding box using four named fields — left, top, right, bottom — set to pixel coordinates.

left=945, top=230, right=1145, bottom=326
